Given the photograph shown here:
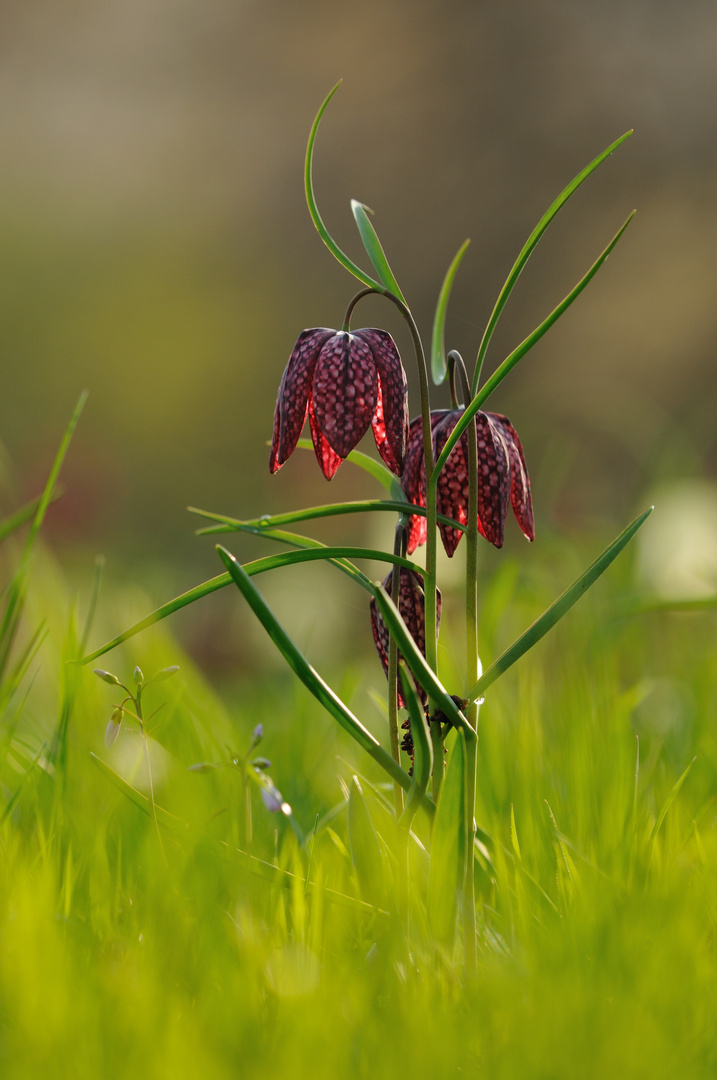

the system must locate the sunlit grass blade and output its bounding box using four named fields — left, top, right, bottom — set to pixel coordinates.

left=434, top=213, right=635, bottom=477
left=216, top=545, right=413, bottom=795
left=466, top=507, right=653, bottom=701
left=350, top=200, right=405, bottom=302
left=371, top=583, right=471, bottom=734
left=398, top=665, right=433, bottom=831
left=431, top=239, right=470, bottom=385
left=0, top=391, right=87, bottom=679
left=649, top=756, right=696, bottom=848
left=305, top=84, right=384, bottom=292
left=0, top=741, right=45, bottom=825
left=347, top=776, right=385, bottom=904
left=189, top=500, right=467, bottom=539
left=472, top=130, right=632, bottom=393
left=428, top=730, right=467, bottom=943
left=0, top=491, right=61, bottom=545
